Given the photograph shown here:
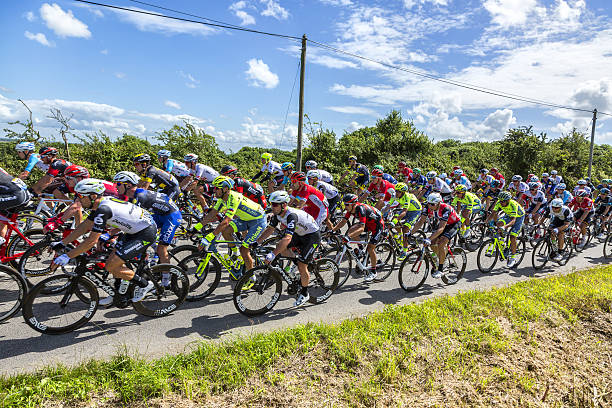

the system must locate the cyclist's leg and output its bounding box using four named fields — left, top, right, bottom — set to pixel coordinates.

left=0, top=189, right=31, bottom=242
left=240, top=217, right=266, bottom=270
left=156, top=211, right=182, bottom=264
